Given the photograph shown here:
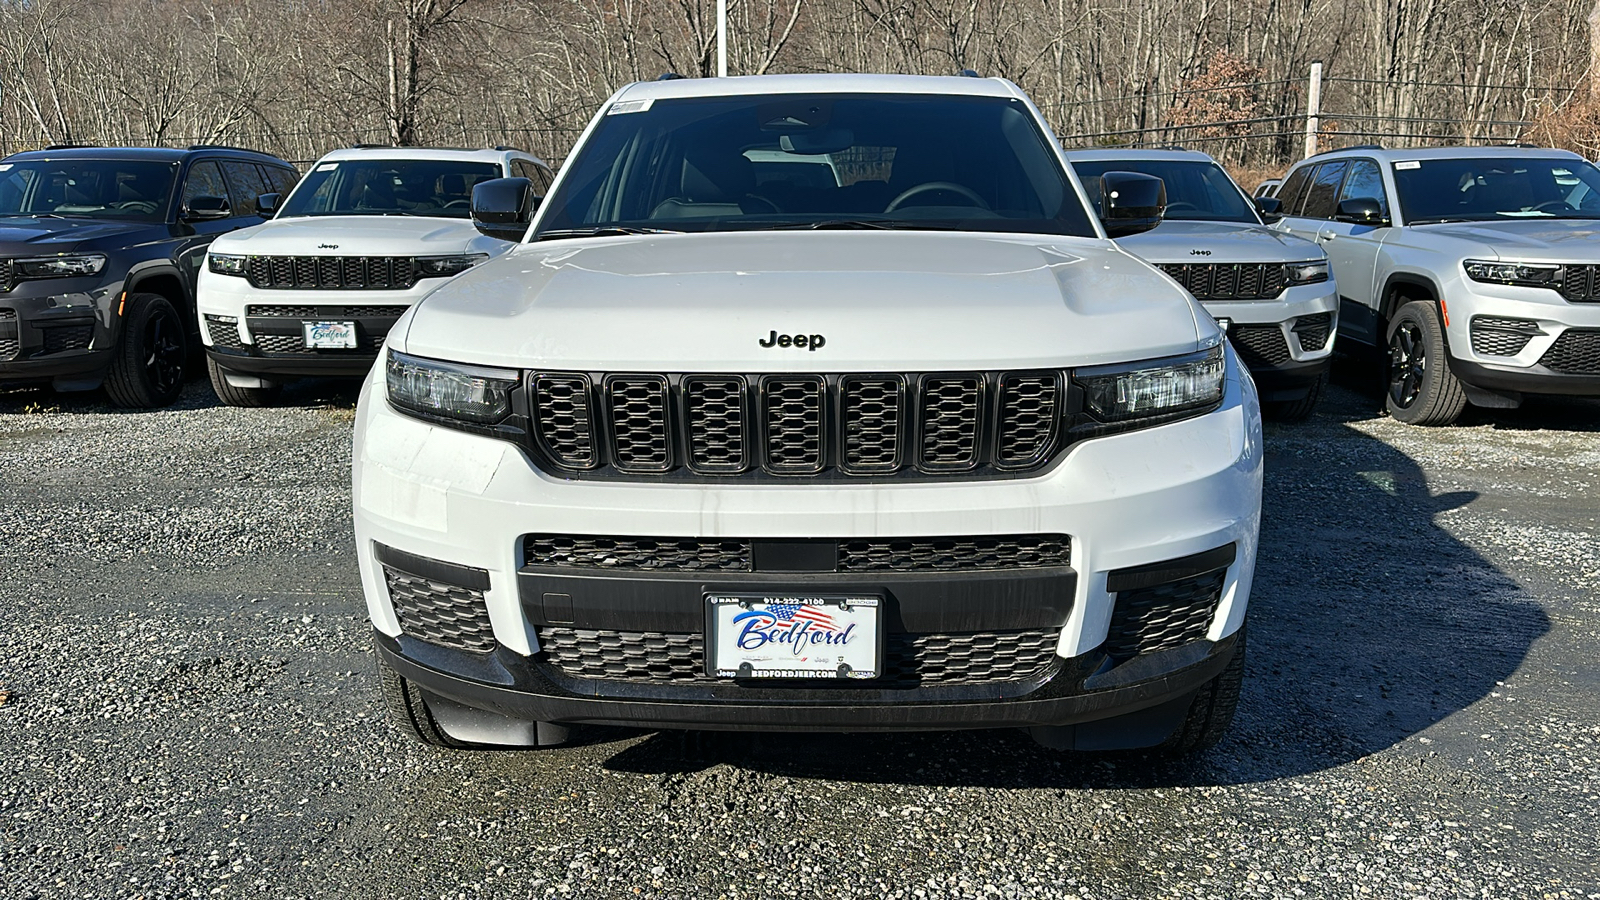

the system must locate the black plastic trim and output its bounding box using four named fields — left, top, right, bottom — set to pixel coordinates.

left=1105, top=543, right=1236, bottom=593
left=374, top=541, right=492, bottom=591
left=1447, top=354, right=1600, bottom=396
